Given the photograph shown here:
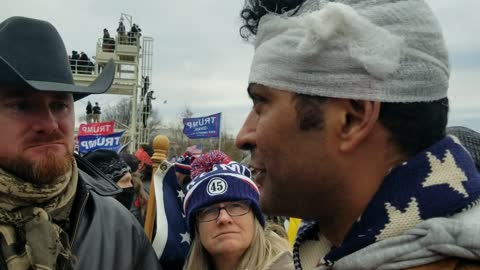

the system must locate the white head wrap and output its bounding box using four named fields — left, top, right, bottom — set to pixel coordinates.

left=248, top=0, right=450, bottom=102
